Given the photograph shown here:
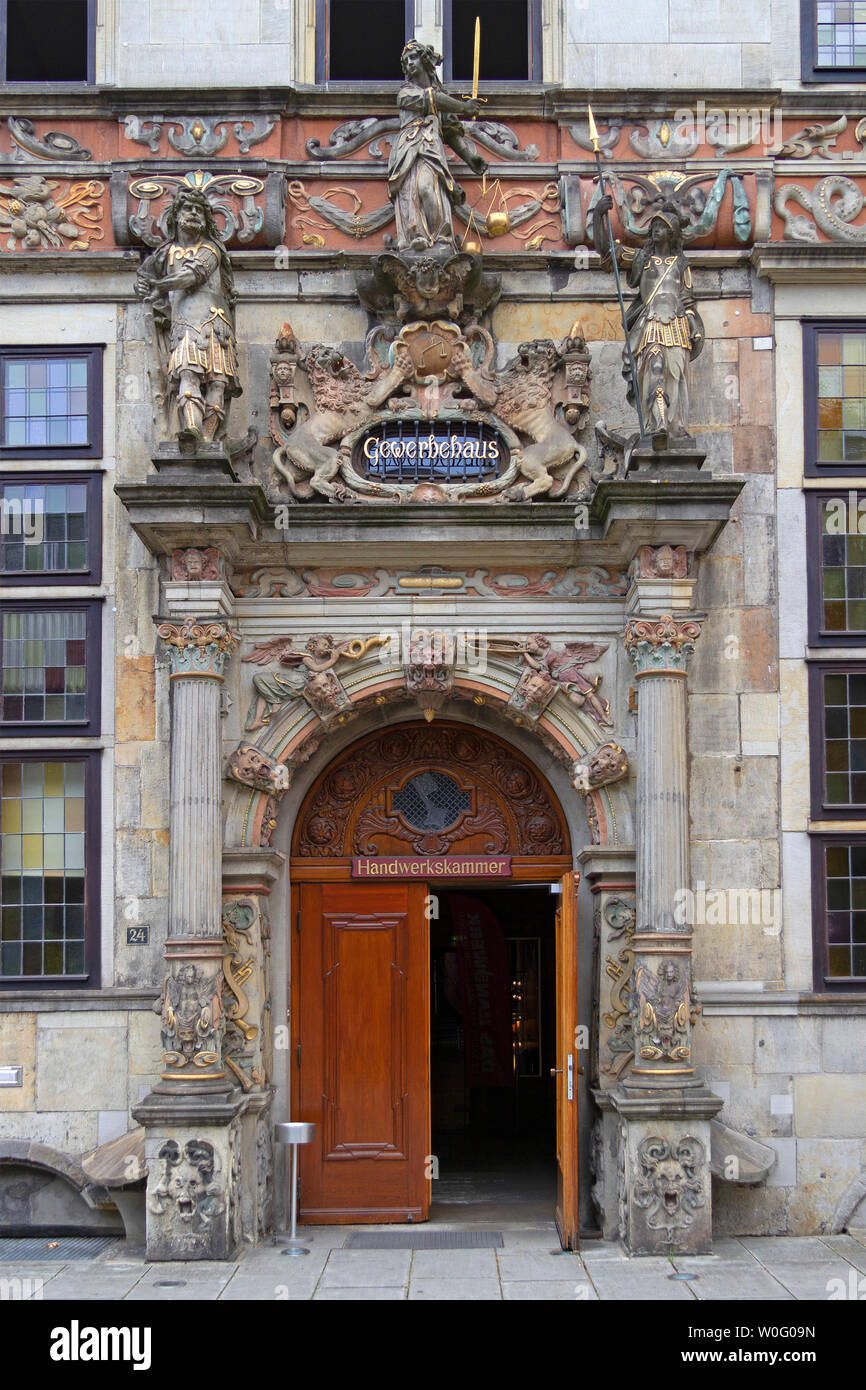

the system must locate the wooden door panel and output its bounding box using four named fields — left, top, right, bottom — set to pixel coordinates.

left=322, top=911, right=408, bottom=1159
left=295, top=881, right=430, bottom=1223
